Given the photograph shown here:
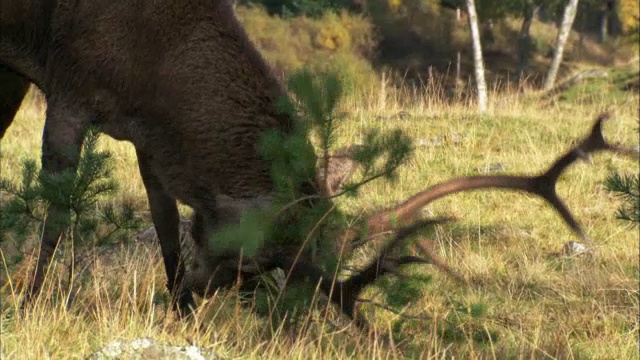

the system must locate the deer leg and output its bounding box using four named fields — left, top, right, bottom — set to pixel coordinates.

left=0, top=66, right=29, bottom=138
left=22, top=100, right=90, bottom=308
left=136, top=151, right=195, bottom=316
